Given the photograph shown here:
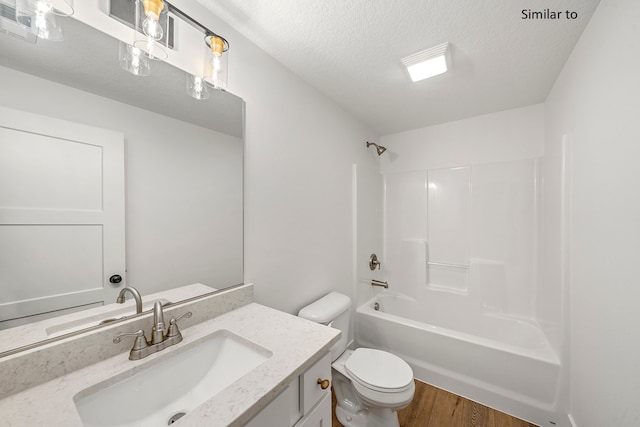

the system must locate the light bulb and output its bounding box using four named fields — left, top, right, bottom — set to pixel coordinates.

left=34, top=11, right=48, bottom=34
left=36, top=1, right=52, bottom=13
left=203, top=35, right=228, bottom=89
left=130, top=48, right=142, bottom=71
left=142, top=13, right=163, bottom=40
left=119, top=42, right=150, bottom=76
left=34, top=2, right=53, bottom=38
left=193, top=79, right=206, bottom=99
left=194, top=78, right=204, bottom=93
left=186, top=75, right=209, bottom=100
left=209, top=55, right=221, bottom=84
